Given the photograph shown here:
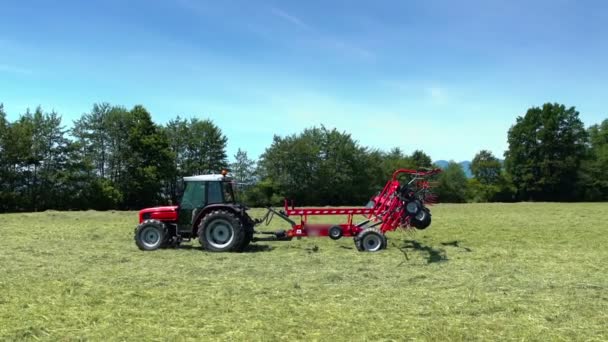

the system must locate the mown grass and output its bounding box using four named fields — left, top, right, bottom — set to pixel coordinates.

left=1, top=203, right=607, bottom=341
